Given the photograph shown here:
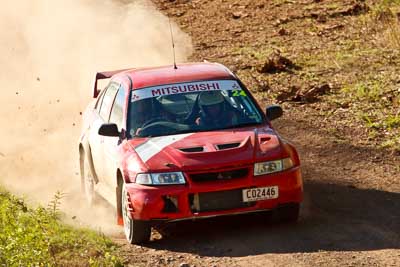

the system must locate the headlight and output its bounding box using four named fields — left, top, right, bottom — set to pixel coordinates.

left=135, top=172, right=186, bottom=185
left=254, top=158, right=293, bottom=176
left=135, top=173, right=153, bottom=185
